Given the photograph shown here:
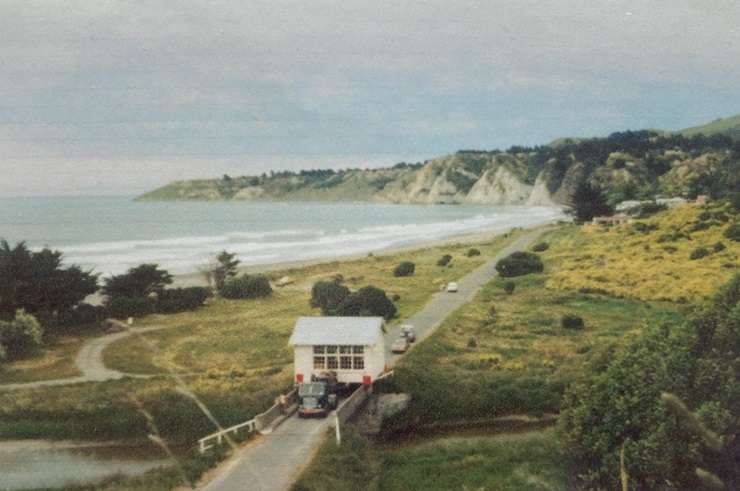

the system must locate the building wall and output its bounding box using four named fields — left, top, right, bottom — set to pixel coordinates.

left=293, top=333, right=386, bottom=384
